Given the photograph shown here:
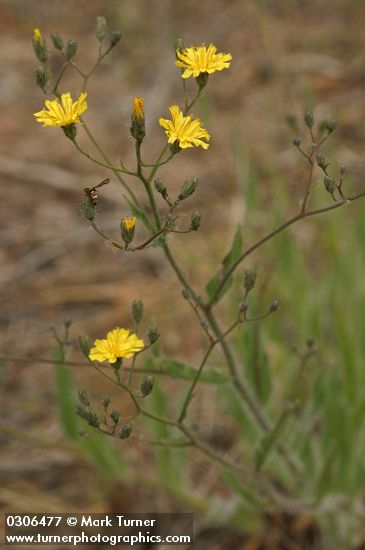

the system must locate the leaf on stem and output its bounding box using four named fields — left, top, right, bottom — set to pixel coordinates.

left=206, top=225, right=243, bottom=303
